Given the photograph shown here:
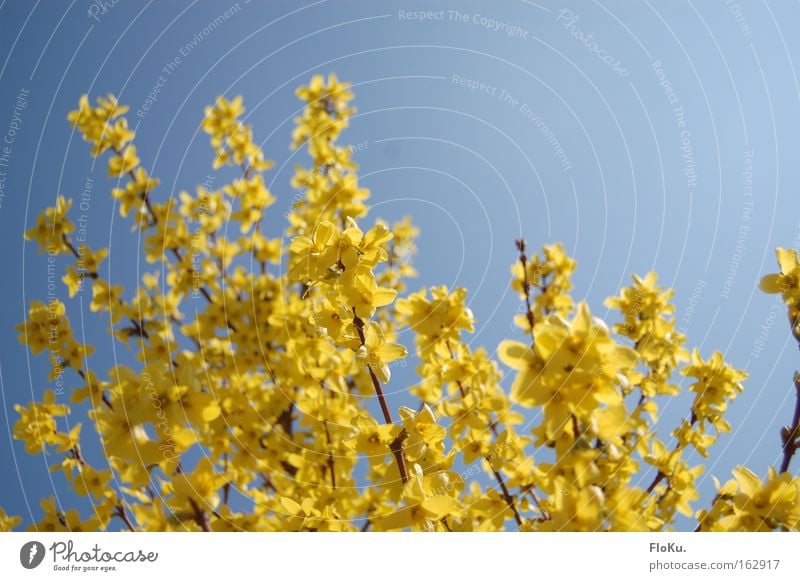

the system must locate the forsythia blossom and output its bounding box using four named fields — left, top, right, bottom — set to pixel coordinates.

left=5, top=77, right=799, bottom=533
